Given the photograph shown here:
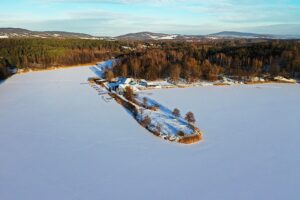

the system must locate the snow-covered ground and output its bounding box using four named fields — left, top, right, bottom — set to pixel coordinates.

left=1, top=67, right=300, bottom=200
left=135, top=94, right=195, bottom=140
